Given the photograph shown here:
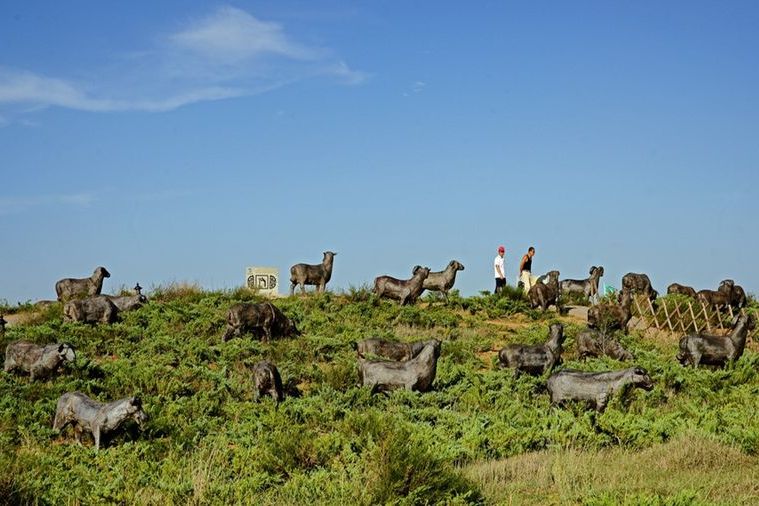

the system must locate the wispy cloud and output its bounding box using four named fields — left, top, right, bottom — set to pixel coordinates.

left=0, top=192, right=96, bottom=215
left=403, top=81, right=427, bottom=97
left=0, top=6, right=366, bottom=118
